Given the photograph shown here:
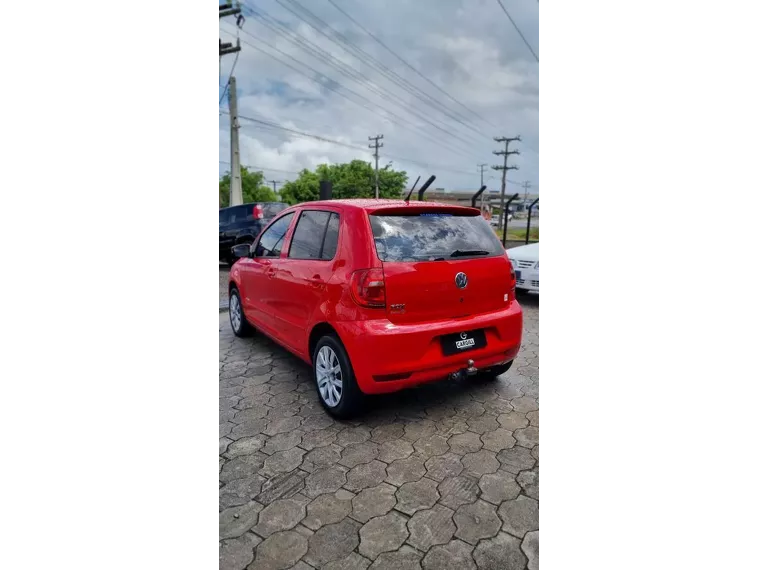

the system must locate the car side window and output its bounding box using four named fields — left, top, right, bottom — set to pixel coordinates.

left=219, top=209, right=230, bottom=226
left=289, top=211, right=332, bottom=260
left=255, top=213, right=294, bottom=258
left=321, top=213, right=340, bottom=260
